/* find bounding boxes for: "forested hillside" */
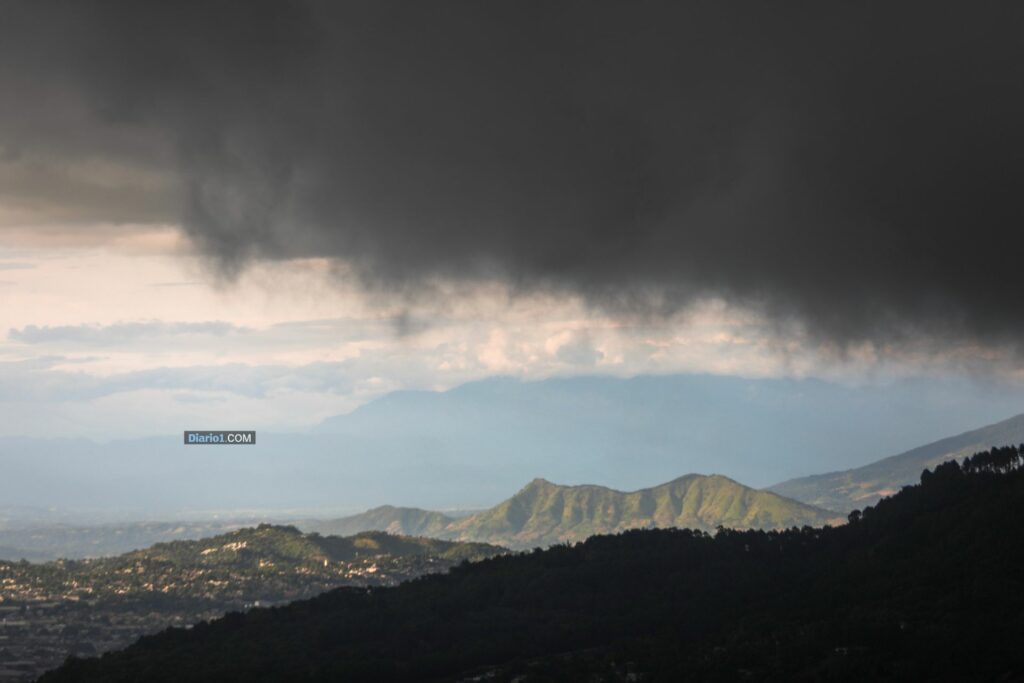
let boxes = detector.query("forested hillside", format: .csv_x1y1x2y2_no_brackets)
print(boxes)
43,446,1024,682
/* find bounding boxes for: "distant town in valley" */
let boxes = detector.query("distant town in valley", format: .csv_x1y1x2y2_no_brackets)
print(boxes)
0,526,498,681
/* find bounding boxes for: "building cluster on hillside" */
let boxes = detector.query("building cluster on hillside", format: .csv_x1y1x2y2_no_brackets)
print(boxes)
0,552,464,681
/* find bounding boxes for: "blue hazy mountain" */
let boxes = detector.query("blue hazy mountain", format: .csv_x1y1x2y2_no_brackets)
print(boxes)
1,374,1022,519
770,412,1024,512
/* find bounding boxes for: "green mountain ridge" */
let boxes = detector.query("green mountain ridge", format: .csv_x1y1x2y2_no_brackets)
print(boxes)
305,474,841,550
445,475,841,548
769,412,1024,512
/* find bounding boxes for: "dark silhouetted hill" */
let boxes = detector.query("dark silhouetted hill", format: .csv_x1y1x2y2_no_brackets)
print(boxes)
42,446,1024,682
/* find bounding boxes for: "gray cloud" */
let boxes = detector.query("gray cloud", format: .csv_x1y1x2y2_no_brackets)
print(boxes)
2,2,1023,349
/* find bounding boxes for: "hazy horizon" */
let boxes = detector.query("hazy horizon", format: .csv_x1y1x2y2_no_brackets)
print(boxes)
3,372,1023,525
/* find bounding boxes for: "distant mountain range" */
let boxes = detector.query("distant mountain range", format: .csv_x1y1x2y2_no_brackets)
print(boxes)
3,374,1023,515
446,475,842,547
10,411,1024,559
301,474,841,549
769,413,1024,512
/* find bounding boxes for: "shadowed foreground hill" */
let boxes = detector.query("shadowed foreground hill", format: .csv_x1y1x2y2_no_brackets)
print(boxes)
445,475,840,548
43,447,1024,682
770,412,1024,512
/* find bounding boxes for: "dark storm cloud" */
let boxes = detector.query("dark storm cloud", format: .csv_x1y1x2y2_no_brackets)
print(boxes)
1,1,1023,347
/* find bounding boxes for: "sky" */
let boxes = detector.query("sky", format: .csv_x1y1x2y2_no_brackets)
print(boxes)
2,1,1024,439
1,231,922,437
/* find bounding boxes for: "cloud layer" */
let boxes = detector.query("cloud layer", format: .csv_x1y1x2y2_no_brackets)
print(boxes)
2,2,1023,348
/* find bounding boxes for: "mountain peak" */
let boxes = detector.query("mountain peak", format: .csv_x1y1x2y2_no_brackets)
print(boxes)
448,474,837,549
309,474,838,552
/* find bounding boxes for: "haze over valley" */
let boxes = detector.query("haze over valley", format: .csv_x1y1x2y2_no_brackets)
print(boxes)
2,375,1023,523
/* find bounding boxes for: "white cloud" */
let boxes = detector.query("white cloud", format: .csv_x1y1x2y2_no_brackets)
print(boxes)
8,321,248,345
2,237,1023,438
